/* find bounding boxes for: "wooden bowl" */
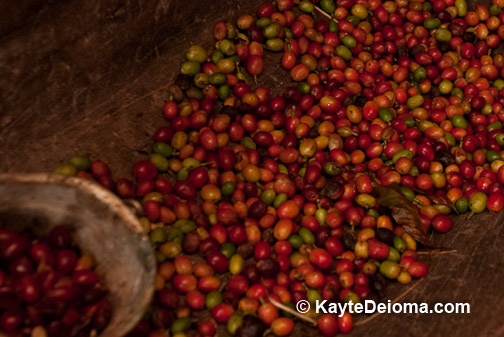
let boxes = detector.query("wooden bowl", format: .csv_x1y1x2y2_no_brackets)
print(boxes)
0,173,155,337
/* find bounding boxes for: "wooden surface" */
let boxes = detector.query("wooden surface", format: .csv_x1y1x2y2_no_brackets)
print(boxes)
0,0,503,336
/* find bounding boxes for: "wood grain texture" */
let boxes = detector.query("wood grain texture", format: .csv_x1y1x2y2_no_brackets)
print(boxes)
0,0,503,336
0,0,272,176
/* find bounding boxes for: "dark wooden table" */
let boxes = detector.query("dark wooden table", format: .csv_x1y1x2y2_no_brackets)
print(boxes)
1,0,503,336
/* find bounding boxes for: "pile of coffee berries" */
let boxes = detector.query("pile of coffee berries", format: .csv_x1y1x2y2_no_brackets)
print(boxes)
0,226,111,337
52,0,504,335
